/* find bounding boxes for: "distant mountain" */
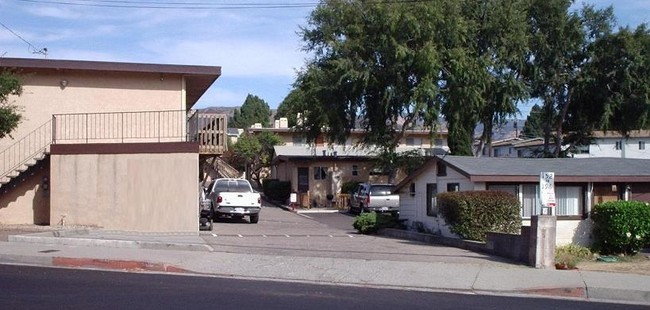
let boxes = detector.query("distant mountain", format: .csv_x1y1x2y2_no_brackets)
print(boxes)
198,106,238,117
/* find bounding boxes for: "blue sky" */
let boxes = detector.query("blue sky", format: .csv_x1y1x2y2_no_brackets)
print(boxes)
1,0,648,114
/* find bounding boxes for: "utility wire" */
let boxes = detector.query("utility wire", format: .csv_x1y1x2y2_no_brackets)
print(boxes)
0,21,47,57
15,0,433,10
16,0,320,9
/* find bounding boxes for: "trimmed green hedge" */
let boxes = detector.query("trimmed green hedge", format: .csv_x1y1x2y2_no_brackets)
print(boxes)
262,179,291,203
353,212,403,234
592,200,650,255
437,190,521,242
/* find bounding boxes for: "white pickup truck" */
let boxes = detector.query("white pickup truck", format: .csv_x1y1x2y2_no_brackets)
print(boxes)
349,183,400,216
200,178,261,227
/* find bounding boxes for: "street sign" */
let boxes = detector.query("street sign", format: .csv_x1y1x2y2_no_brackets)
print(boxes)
540,172,556,210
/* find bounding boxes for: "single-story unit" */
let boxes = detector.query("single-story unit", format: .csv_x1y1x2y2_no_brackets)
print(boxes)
395,155,650,246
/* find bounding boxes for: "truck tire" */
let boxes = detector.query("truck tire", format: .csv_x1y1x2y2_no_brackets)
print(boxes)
250,214,259,224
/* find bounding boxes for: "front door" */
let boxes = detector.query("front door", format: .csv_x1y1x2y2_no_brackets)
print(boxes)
297,167,309,193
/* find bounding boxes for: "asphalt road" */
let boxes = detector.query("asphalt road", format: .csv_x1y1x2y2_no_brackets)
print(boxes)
1,264,643,310
200,205,517,266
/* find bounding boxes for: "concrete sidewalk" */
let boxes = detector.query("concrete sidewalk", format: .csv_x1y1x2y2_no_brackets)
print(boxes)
1,229,649,305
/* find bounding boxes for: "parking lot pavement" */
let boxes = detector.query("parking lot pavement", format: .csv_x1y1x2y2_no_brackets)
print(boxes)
201,205,520,267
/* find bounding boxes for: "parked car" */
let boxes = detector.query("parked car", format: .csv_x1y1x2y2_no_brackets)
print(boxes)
200,178,261,229
349,183,400,216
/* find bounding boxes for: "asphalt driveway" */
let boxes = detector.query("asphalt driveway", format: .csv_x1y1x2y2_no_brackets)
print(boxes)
200,205,519,267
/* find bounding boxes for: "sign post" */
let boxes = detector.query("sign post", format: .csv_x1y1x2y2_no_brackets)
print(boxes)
540,172,556,215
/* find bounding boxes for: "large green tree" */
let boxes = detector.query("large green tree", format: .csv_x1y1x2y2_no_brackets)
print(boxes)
524,1,615,157
0,69,23,139
274,88,306,128
520,104,544,138
297,0,531,156
297,0,441,152
231,131,283,187
570,25,650,139
229,94,272,128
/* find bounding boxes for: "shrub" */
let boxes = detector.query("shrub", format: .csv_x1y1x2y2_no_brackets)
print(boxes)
353,212,403,234
262,179,291,203
437,190,521,242
341,181,361,195
555,244,592,269
591,200,650,255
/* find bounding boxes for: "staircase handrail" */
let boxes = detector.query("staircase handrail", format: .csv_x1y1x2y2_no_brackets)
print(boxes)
0,120,52,180
214,157,242,179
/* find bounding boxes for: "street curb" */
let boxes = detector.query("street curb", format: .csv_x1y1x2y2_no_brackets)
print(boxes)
516,287,587,299
8,235,213,252
52,257,191,273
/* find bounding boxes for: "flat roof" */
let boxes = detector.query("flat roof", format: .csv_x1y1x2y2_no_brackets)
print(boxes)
0,57,221,107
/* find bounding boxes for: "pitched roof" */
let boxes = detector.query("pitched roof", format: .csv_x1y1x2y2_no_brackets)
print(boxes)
441,156,650,182
397,156,650,190
0,57,221,107
592,130,650,138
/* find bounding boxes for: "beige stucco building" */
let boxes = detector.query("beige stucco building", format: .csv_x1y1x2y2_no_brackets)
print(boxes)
248,123,449,207
0,58,226,232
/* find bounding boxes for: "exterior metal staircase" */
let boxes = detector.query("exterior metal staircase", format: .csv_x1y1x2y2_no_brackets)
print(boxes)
2,110,229,193
0,120,52,190
201,156,242,182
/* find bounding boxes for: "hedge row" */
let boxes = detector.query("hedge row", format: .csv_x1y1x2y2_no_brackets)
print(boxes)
437,190,521,242
592,200,650,255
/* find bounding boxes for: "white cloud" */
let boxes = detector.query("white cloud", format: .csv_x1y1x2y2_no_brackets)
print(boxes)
22,5,81,19
141,38,306,78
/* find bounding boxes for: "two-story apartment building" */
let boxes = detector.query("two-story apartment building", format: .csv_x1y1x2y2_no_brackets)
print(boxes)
1,58,227,232
249,120,449,207
572,130,650,159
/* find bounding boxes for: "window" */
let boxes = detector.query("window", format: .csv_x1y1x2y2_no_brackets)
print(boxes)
352,165,358,176
521,184,540,218
426,183,437,216
615,141,622,150
436,162,447,176
292,136,306,146
434,139,443,147
313,167,327,180
640,141,646,150
555,186,583,216
520,184,583,218
406,137,422,146
447,183,459,192
409,183,416,196
494,148,501,157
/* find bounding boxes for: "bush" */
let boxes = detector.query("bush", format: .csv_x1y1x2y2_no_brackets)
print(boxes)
555,244,592,269
591,200,650,255
437,190,521,242
353,212,403,234
262,179,291,203
341,181,361,195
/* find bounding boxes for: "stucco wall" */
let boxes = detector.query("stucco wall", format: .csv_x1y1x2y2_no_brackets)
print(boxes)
50,151,198,232
1,70,185,151
0,165,50,225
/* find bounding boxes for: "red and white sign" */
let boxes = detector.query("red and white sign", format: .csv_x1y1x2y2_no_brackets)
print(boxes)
540,172,556,208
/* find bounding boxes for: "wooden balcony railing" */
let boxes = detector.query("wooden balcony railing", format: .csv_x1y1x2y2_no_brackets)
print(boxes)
52,110,227,155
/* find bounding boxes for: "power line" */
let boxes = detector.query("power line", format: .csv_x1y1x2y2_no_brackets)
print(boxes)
15,0,434,10
16,0,320,9
0,21,48,57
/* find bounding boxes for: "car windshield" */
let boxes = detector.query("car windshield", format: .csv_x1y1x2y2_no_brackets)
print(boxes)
214,180,252,192
370,185,394,196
